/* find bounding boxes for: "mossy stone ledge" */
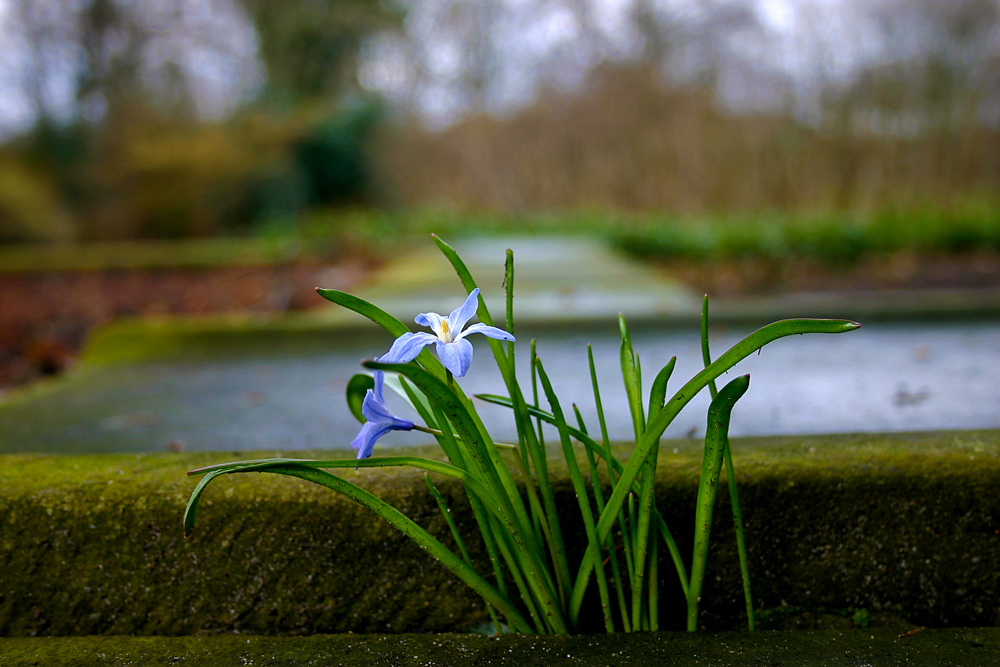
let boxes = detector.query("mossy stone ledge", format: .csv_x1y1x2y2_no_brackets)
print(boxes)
1,430,999,637
4,628,1000,666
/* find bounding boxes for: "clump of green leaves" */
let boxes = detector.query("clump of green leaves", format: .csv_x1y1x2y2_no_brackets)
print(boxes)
184,235,858,634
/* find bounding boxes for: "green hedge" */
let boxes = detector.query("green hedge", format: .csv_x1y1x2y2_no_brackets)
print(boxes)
611,209,1000,264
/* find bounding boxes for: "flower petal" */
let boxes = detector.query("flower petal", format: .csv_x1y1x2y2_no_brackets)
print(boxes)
383,332,438,364
414,311,444,333
436,338,474,377
351,421,379,459
361,389,391,422
353,383,415,460
456,323,515,342
447,288,481,335
353,420,402,459
361,389,414,427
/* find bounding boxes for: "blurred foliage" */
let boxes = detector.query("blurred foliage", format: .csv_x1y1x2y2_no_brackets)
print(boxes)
2,205,998,272
236,99,386,231
90,114,291,239
268,206,1000,267
0,102,386,243
373,64,1000,216
0,237,302,273
0,99,385,244
0,150,75,243
242,0,402,102
291,99,385,208
0,0,997,250
0,0,395,244
611,207,1000,265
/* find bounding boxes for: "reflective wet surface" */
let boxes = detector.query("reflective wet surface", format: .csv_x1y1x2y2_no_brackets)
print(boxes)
2,318,996,453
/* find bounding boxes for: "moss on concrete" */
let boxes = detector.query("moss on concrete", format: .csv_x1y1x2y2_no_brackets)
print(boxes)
3,628,1000,666
654,430,1000,631
0,446,485,637
1,431,999,636
0,238,305,274
78,312,370,369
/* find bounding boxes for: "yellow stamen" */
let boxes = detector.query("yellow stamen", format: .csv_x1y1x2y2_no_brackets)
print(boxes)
438,320,452,343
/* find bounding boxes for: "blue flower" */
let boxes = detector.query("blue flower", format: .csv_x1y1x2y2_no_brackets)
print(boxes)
382,288,514,377
351,364,415,459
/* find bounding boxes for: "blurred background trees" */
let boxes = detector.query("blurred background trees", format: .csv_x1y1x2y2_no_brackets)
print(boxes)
0,0,395,242
0,0,997,243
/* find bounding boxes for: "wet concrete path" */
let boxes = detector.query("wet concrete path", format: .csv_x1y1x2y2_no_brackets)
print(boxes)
1,236,998,454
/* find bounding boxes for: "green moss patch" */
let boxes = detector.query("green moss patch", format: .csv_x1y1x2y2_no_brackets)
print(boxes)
3,628,1000,666
77,312,370,369
1,446,480,637
1,431,999,637
0,238,307,274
